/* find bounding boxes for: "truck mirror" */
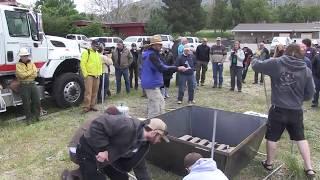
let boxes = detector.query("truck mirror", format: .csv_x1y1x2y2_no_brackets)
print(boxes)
38,32,44,42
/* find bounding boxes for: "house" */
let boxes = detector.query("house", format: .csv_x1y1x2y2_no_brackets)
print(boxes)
232,23,320,43
73,20,145,37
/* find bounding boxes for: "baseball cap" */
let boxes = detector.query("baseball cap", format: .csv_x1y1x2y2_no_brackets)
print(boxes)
202,38,208,42
147,118,169,143
216,37,222,41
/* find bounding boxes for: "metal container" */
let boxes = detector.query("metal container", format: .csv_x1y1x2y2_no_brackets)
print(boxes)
146,106,267,179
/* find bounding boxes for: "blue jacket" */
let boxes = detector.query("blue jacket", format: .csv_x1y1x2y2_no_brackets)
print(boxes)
141,48,177,89
183,158,228,180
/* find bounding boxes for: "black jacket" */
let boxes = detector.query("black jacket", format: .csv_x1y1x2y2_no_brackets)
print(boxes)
161,51,175,79
196,44,210,62
175,54,196,75
79,114,151,179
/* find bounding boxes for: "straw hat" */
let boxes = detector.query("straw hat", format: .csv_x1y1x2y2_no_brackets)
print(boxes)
150,35,163,45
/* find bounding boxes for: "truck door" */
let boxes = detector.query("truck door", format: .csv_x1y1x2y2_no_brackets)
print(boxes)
27,13,48,66
0,10,5,67
3,10,47,71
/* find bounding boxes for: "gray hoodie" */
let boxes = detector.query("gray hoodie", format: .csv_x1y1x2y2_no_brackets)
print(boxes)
252,55,315,110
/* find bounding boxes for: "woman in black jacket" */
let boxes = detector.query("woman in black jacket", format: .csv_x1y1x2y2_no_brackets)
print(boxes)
160,48,175,98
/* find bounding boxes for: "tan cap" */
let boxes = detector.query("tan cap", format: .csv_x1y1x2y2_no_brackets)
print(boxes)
202,38,208,42
147,118,169,142
150,35,163,45
216,37,222,41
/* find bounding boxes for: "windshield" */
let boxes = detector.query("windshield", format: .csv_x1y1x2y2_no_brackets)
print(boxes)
124,37,137,43
187,38,193,43
161,36,168,41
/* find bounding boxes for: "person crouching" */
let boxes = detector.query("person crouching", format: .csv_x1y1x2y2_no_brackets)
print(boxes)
183,153,228,180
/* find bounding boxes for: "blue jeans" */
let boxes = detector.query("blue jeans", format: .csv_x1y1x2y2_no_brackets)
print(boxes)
178,74,194,101
115,68,130,93
212,62,223,86
312,76,320,105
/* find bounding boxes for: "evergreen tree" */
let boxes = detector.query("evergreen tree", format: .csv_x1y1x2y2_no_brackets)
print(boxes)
162,0,206,34
145,10,172,35
240,0,271,23
210,0,232,32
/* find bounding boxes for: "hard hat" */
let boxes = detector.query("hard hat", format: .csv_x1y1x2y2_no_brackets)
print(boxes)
18,48,30,56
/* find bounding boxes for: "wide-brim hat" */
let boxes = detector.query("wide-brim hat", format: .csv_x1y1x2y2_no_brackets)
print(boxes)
150,35,163,45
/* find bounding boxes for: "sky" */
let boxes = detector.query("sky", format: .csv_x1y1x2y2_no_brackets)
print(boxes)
16,0,90,12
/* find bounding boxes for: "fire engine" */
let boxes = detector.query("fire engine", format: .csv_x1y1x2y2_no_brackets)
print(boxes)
0,1,84,113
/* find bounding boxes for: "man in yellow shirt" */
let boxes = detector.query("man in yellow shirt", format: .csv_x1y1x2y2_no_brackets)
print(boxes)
16,48,40,122
80,40,102,113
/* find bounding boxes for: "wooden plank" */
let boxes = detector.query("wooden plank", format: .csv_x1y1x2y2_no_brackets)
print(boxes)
178,135,192,141
189,137,201,143
198,139,209,146
216,144,227,151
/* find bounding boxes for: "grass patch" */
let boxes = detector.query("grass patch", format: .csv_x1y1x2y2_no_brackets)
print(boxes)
0,64,319,179
195,29,234,39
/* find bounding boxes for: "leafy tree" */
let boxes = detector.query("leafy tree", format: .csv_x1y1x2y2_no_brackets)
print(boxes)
74,22,107,37
162,0,206,34
276,2,304,23
209,0,232,32
240,0,271,23
35,0,91,36
145,10,172,35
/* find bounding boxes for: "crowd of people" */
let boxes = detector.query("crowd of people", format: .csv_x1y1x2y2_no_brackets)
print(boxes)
15,34,319,179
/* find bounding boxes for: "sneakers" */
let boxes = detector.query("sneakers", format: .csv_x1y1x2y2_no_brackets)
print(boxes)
218,85,222,88
177,101,182,104
188,100,196,105
212,85,217,88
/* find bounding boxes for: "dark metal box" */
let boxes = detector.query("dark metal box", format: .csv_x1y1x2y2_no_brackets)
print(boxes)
146,106,267,179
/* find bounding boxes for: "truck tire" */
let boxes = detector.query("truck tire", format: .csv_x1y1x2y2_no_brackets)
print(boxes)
53,73,84,108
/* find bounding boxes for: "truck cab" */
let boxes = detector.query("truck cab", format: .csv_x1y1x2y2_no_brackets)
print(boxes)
0,4,84,113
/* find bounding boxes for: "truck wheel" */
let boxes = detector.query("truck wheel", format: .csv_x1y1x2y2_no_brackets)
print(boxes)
53,73,84,108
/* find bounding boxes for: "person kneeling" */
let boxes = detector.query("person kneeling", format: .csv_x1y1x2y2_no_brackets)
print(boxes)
183,153,228,180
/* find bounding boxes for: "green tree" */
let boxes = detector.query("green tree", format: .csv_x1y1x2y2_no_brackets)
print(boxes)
145,10,172,35
74,22,107,37
162,0,206,34
35,0,90,36
276,3,304,23
240,0,270,23
301,6,320,22
209,0,232,32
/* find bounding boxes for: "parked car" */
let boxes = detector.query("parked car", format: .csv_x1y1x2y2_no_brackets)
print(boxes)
270,36,292,56
155,34,174,49
186,36,201,50
89,37,123,51
123,36,151,50
65,34,90,49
